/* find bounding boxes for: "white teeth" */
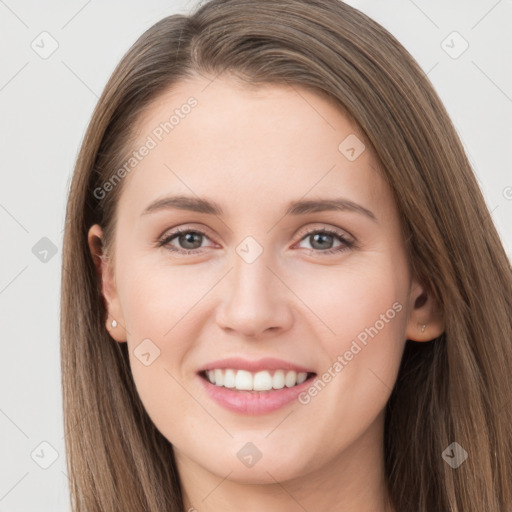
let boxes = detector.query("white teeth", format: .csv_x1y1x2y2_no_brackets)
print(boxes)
285,370,297,387
223,369,236,388
272,370,285,389
253,371,273,391
235,370,253,390
214,369,224,386
296,372,307,384
204,368,310,391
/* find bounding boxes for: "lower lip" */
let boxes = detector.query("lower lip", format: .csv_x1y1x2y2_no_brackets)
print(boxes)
197,373,316,415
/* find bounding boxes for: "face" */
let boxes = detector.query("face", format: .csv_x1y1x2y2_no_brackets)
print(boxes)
89,75,439,487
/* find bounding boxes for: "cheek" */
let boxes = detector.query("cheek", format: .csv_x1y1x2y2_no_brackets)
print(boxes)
118,259,206,338
117,262,213,442
290,255,408,353
290,257,408,448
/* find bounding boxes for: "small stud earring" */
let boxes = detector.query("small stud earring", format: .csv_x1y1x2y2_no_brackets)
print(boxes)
111,319,118,328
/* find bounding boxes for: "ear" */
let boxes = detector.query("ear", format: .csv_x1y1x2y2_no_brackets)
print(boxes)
87,224,127,343
405,278,444,342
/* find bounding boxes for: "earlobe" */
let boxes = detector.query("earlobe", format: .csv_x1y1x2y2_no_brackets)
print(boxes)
106,316,127,343
405,281,444,342
87,224,127,343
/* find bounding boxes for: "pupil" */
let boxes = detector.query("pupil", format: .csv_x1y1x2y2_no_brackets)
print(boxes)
181,232,201,249
311,233,332,249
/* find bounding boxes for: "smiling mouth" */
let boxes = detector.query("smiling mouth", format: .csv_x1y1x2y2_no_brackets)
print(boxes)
198,369,317,392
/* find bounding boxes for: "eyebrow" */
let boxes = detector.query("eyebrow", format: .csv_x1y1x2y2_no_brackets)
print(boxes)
141,194,377,222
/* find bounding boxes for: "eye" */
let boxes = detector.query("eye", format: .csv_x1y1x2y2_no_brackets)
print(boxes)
157,227,216,255
294,226,355,256
157,225,356,256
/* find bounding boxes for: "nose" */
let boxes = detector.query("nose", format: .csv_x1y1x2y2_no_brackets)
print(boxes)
215,252,294,339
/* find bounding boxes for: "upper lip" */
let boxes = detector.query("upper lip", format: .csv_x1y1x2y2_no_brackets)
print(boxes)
198,357,315,374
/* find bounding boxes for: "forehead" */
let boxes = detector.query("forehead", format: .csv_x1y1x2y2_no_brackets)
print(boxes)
116,75,388,220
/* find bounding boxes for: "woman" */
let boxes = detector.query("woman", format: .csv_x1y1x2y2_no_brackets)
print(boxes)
60,0,512,510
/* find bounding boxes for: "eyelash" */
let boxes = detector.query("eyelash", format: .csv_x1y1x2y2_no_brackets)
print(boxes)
157,225,356,257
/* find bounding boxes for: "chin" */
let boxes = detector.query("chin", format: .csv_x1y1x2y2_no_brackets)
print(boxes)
203,448,312,484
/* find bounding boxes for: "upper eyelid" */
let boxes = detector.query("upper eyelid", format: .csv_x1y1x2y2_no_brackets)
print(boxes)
160,224,219,244
295,223,353,241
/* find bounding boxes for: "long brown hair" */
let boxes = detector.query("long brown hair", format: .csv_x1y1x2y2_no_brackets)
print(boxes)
60,0,512,510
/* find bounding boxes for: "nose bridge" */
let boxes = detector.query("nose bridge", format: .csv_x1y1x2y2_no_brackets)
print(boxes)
230,236,277,307
215,234,293,336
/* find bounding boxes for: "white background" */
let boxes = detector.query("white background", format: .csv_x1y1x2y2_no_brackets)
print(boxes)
0,0,511,510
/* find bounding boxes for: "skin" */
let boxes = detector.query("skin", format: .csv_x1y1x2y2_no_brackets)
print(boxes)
88,74,444,512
